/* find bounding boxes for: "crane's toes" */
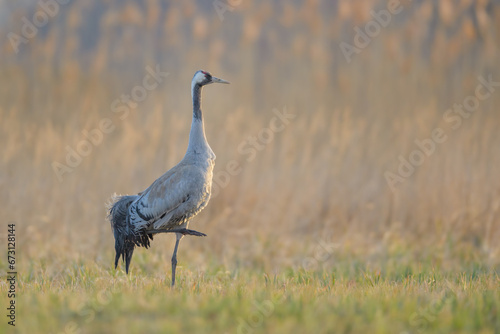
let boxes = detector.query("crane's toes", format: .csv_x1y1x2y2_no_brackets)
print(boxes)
181,228,207,237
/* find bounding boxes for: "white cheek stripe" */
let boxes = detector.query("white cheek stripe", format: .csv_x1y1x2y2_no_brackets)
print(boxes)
191,72,206,97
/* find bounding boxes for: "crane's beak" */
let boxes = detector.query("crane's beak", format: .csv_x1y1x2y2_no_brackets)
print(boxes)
210,76,230,84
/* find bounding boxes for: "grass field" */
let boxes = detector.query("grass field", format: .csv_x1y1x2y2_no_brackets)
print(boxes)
1,251,499,333
1,1,500,333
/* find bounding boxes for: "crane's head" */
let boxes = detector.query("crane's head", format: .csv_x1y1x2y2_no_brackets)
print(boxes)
192,70,230,89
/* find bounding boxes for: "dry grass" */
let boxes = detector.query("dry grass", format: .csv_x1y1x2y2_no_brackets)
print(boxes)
0,0,499,333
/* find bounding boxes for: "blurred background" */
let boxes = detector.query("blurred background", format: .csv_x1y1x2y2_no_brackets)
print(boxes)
1,0,499,273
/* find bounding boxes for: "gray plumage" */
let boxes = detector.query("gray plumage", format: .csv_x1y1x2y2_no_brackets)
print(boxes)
107,70,229,286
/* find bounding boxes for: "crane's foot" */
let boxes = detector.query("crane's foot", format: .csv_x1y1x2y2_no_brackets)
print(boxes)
148,228,207,237
176,228,207,237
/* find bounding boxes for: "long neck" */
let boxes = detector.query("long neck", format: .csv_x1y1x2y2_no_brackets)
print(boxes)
192,84,202,120
186,84,210,156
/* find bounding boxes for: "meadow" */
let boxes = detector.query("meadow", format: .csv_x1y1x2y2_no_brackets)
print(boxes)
0,1,499,333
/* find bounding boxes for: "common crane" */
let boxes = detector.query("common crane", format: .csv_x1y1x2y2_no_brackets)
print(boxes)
108,70,229,286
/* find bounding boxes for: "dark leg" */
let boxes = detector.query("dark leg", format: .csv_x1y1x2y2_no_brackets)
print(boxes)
148,228,207,237
171,233,182,287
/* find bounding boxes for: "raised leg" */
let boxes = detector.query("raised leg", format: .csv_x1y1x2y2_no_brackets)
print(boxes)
148,228,207,237
171,233,183,287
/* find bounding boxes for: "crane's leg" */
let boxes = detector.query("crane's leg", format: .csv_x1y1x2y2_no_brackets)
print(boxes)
171,233,183,287
149,228,206,237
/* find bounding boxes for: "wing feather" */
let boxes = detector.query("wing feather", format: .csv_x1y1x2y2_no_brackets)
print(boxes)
129,165,202,230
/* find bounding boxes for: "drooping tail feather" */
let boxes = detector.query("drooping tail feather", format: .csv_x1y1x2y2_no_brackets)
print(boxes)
107,194,152,274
